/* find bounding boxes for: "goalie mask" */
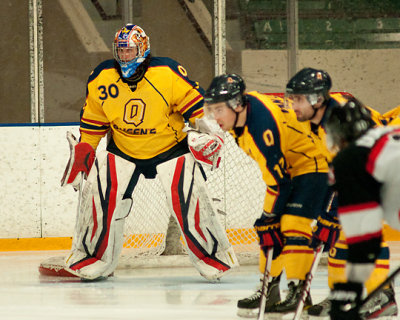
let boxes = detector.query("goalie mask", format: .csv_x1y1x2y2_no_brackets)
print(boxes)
285,68,332,107
325,97,375,150
113,24,150,78
203,74,246,110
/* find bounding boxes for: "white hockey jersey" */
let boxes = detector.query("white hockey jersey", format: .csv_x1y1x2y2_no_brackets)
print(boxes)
332,126,400,283
358,126,400,229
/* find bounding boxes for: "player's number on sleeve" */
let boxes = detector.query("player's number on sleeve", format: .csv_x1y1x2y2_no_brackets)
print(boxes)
98,84,119,100
263,129,274,146
273,157,286,179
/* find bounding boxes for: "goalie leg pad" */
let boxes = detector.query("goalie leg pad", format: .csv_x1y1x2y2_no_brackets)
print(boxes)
156,153,239,280
65,151,136,280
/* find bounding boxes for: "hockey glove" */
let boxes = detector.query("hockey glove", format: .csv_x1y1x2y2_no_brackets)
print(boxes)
254,213,283,259
329,282,363,320
310,215,341,250
187,130,224,169
61,131,95,191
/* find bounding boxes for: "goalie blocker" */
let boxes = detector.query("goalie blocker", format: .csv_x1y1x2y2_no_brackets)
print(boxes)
52,145,238,281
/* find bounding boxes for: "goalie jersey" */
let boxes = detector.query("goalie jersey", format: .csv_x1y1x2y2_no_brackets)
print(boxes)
332,126,400,282
233,92,328,214
79,57,204,159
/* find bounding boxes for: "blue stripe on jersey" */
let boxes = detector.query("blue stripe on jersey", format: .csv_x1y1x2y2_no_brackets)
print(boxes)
182,101,204,121
144,75,169,107
88,59,116,84
246,95,289,180
80,121,109,131
245,95,291,213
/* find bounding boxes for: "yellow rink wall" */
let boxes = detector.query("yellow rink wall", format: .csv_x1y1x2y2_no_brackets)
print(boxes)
1,125,400,253
1,225,400,252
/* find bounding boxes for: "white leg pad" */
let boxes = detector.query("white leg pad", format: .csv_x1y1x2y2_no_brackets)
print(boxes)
156,153,239,281
65,151,135,280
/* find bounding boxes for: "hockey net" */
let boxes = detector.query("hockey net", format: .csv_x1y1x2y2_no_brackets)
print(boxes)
40,134,264,275
40,122,267,275
117,133,265,268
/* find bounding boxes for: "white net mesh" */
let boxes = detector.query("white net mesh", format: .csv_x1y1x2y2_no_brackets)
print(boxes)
119,134,266,267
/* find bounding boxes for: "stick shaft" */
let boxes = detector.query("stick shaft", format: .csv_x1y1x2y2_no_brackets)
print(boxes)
293,244,324,320
360,265,400,307
257,248,273,320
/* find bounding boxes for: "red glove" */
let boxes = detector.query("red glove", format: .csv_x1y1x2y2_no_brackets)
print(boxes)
61,131,95,191
310,215,341,250
254,213,283,259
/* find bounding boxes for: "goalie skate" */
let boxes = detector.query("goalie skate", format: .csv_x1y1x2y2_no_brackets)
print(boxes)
39,256,77,277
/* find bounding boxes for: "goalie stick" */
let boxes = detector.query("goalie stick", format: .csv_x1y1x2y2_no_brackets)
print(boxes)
39,173,84,277
292,243,324,320
257,247,274,320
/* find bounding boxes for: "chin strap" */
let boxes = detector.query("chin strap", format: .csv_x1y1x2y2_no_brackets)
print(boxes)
310,98,328,124
233,100,248,134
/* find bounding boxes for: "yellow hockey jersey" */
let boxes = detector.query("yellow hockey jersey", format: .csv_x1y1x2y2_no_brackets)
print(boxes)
234,92,328,213
80,58,204,159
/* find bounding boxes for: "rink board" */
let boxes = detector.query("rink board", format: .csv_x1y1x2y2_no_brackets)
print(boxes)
0,123,399,252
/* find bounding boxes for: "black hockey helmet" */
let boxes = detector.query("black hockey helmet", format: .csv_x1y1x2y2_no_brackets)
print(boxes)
286,68,332,104
204,73,246,110
325,96,375,149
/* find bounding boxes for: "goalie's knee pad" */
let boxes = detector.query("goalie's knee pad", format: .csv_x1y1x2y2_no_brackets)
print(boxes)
156,153,239,280
65,151,136,280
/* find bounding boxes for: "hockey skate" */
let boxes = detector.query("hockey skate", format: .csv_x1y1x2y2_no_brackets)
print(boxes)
307,296,331,319
266,280,312,319
237,276,281,318
360,284,398,319
307,284,398,319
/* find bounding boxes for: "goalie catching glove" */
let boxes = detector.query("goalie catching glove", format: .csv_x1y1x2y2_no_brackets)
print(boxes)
254,212,283,259
187,130,224,169
61,131,95,191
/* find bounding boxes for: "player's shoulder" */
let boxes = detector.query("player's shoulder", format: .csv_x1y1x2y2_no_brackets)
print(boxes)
245,92,288,130
247,92,287,111
356,126,395,148
149,56,179,67
88,59,117,83
149,57,188,75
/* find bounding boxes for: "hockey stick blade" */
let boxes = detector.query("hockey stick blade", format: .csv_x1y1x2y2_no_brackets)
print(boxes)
360,264,400,309
257,247,273,320
292,243,324,320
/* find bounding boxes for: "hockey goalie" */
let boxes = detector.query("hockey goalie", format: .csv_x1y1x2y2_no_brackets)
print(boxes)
44,24,238,281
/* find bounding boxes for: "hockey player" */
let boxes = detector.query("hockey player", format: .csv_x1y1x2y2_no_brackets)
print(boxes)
203,74,330,317
285,67,398,318
325,97,400,320
60,24,239,281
